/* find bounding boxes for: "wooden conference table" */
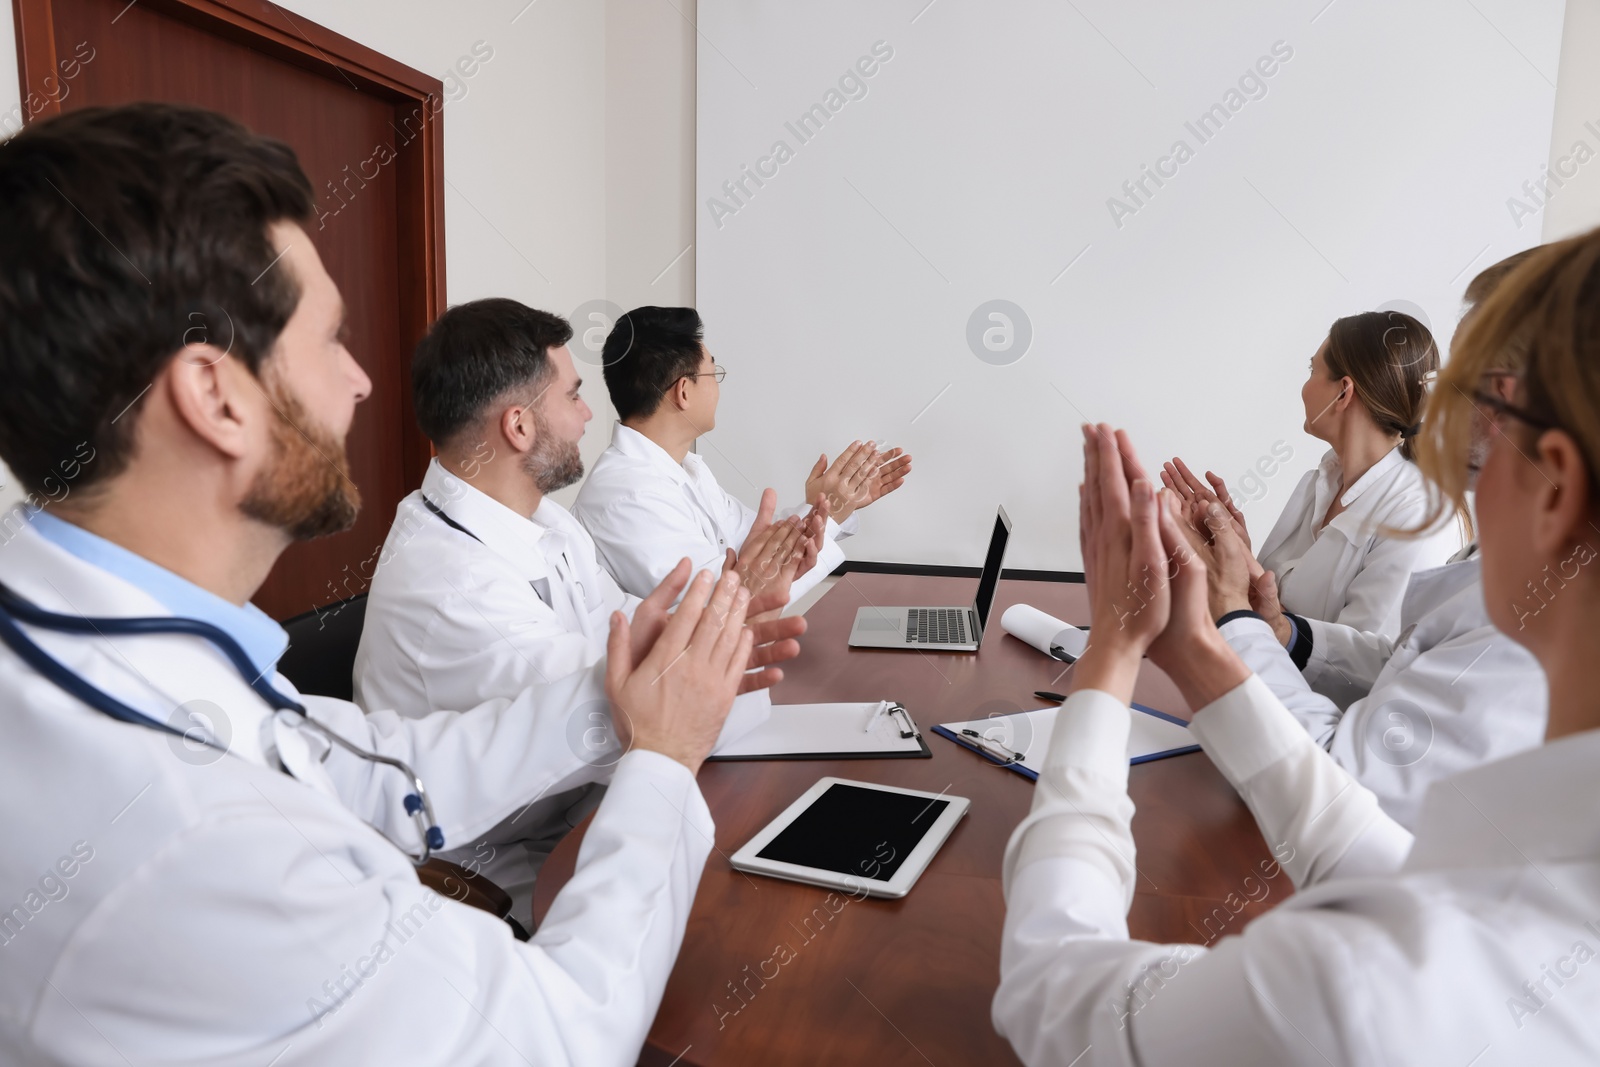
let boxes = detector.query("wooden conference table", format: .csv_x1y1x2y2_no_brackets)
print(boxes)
533,572,1286,1066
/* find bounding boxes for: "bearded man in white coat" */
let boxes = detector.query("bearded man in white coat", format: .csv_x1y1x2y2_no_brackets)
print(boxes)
354,298,809,914
0,102,795,1066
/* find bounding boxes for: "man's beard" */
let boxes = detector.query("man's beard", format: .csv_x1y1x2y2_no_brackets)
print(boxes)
240,376,361,540
525,413,584,494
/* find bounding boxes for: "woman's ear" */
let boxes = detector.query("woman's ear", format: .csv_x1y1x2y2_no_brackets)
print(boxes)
1334,377,1354,410
1529,429,1597,559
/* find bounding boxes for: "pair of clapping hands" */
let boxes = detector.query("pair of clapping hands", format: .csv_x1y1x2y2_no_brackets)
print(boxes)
727,441,915,608
1157,456,1292,646
604,560,805,775
1075,425,1258,714
805,440,913,523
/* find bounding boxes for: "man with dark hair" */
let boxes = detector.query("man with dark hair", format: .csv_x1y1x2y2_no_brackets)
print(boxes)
0,103,787,1064
574,305,913,603
355,297,804,911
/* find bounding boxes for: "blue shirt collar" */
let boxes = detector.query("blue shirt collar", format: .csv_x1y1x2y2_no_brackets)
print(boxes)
28,510,290,679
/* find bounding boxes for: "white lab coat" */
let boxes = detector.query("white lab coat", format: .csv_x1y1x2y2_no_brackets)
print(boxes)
993,676,1600,1066
1218,553,1547,828
353,460,769,910
0,522,712,1067
1257,446,1461,636
356,459,646,712
572,422,854,603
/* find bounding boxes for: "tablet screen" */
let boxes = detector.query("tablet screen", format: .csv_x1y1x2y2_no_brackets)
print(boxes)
755,783,951,881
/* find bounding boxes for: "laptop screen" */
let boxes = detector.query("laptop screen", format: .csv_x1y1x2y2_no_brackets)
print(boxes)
972,507,1012,631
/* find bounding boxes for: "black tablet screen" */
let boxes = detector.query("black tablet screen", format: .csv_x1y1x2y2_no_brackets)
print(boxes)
755,783,950,881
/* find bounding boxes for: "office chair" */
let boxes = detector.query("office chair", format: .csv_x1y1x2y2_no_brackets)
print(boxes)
276,592,529,939
278,593,368,703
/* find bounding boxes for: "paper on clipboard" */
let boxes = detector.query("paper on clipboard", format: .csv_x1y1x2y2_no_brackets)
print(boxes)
709,701,931,761
933,702,1201,779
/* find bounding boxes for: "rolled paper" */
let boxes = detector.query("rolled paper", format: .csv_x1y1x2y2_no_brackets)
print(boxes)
1000,603,1089,661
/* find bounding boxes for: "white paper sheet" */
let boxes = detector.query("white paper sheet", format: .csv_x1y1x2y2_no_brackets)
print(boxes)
711,701,925,758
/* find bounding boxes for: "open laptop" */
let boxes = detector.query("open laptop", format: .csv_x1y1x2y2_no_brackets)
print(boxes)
847,506,1011,652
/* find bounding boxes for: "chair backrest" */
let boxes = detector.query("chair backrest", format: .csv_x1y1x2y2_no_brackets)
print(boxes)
276,594,368,703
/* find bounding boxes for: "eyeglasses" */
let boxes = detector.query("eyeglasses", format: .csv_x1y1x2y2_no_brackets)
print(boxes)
1471,378,1556,435
685,364,726,384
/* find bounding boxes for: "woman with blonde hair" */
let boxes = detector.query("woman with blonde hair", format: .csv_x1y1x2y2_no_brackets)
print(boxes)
994,230,1600,1064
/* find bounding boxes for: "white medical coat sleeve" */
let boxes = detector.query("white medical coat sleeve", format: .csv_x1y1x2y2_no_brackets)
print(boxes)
993,678,1414,1067
1219,616,1347,748
1321,623,1546,830
581,485,733,600
1224,615,1543,829
34,748,710,1067
1185,674,1414,886
412,566,634,709
1303,616,1395,706
583,484,842,606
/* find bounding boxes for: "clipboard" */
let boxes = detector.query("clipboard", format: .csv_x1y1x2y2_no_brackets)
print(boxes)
708,701,932,761
932,702,1200,781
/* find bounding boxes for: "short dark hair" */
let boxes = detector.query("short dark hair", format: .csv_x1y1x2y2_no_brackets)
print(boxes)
411,298,572,446
0,103,312,498
601,306,706,421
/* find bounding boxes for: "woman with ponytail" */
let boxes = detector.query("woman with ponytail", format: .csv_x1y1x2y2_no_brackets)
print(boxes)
1168,311,1464,637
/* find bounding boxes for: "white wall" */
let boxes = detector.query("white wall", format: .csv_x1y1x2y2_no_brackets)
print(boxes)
4,0,1598,562
1543,0,1600,241
692,0,1592,572
0,0,697,510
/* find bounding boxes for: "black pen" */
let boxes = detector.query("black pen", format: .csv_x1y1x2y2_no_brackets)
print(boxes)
1034,690,1066,703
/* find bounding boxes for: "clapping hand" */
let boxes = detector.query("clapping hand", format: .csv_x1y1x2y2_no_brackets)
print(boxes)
1170,496,1290,643
724,488,809,612
606,569,753,775
860,447,912,507
633,559,807,697
1077,424,1251,715
1075,424,1170,699
805,441,874,522
1161,457,1253,553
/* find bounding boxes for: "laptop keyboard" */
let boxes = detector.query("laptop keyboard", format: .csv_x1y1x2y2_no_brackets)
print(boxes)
906,608,969,645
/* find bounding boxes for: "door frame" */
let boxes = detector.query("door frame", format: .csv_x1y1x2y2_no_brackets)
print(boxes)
12,0,444,492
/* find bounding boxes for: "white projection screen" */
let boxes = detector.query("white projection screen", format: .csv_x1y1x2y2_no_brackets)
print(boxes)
695,0,1565,571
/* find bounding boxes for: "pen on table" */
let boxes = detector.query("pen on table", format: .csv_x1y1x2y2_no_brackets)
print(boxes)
1034,690,1066,703
864,701,888,733
960,728,1024,764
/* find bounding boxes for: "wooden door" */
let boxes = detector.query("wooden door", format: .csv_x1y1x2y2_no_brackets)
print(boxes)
12,0,443,619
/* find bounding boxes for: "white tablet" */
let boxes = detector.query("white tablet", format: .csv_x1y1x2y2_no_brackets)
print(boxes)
729,777,970,899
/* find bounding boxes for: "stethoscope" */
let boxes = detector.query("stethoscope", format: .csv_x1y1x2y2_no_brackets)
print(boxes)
0,580,445,864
